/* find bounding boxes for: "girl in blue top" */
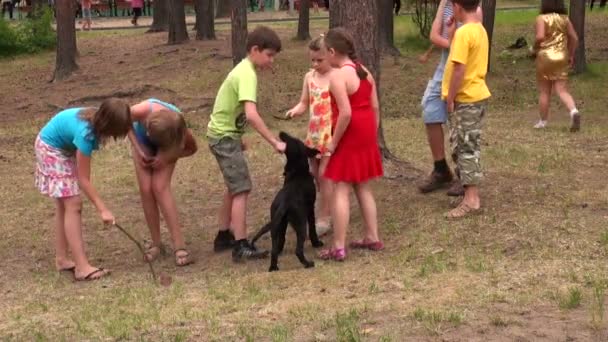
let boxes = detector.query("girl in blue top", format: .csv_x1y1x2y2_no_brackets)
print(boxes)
35,98,131,281
129,99,198,266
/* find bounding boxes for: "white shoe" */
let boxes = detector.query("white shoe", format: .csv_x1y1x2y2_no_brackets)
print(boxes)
534,120,547,129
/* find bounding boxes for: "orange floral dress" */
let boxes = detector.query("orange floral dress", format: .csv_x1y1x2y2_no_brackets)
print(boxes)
305,74,333,155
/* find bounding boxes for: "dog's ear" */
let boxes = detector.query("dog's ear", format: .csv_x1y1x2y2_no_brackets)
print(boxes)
305,147,321,159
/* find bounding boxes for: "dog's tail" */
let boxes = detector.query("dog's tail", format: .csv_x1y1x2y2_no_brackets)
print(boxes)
250,201,289,247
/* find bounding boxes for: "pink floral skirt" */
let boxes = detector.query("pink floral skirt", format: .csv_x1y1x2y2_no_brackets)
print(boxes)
35,135,80,198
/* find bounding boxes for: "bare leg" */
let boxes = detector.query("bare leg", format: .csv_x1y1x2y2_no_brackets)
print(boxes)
133,154,161,247
425,123,446,162
317,157,333,225
331,182,350,250
353,182,380,242
151,162,184,249
231,192,249,240
553,80,577,112
63,196,108,279
537,79,552,122
54,199,75,270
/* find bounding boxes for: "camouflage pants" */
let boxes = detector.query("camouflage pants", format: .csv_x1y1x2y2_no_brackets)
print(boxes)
449,101,486,186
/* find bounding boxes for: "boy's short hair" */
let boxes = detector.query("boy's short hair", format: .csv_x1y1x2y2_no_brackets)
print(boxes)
452,0,480,11
247,26,282,53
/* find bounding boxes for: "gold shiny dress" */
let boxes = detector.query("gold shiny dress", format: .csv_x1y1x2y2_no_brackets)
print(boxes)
536,13,570,81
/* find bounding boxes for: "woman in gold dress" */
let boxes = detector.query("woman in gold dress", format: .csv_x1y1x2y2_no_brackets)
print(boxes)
534,0,580,132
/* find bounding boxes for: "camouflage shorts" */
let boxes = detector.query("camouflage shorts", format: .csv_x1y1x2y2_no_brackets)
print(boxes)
449,101,486,186
209,137,252,195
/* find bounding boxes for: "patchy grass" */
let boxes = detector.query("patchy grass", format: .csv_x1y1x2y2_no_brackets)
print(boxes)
0,12,608,342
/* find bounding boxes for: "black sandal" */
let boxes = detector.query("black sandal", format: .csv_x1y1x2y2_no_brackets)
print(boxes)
75,268,110,281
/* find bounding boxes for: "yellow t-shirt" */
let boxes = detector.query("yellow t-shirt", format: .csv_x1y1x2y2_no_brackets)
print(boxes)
442,22,491,103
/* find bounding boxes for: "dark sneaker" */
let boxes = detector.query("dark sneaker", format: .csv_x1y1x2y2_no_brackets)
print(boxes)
570,112,581,132
446,179,465,197
213,230,236,252
418,171,453,193
232,240,269,262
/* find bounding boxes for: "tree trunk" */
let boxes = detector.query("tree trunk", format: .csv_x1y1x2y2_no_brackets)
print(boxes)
53,0,78,81
196,0,216,39
289,0,295,13
378,0,400,56
329,0,346,28
332,0,393,159
168,0,189,44
481,0,496,71
216,0,232,18
569,0,586,73
148,0,169,32
296,0,311,40
231,0,248,66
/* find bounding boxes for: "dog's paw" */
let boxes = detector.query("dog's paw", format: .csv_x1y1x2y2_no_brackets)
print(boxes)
269,265,279,272
304,261,315,268
312,240,324,248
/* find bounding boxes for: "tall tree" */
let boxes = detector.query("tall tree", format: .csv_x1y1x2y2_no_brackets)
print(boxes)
53,0,78,81
149,0,169,32
231,0,248,66
378,0,400,55
569,0,586,73
329,0,394,159
216,0,232,18
296,0,311,40
195,0,216,40
168,0,189,44
329,0,345,28
481,0,496,71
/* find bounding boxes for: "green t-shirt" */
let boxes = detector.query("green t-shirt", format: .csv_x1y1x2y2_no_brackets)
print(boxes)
207,58,257,139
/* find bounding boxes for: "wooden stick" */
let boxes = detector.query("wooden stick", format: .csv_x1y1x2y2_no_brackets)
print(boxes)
114,223,157,282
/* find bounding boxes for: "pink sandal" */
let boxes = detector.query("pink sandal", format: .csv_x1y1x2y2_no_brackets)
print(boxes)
349,239,385,251
318,248,346,261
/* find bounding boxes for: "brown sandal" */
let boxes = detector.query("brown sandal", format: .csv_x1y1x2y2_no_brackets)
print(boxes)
445,203,481,219
143,245,162,263
175,248,194,267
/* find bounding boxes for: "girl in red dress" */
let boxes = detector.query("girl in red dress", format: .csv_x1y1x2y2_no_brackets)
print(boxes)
319,28,384,261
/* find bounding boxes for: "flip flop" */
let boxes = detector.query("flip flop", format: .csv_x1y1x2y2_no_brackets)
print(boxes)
318,248,346,261
74,268,110,281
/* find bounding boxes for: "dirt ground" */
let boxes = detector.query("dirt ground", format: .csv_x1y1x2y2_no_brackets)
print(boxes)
1,10,608,341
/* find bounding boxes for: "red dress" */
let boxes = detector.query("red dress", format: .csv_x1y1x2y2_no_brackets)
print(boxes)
324,64,383,183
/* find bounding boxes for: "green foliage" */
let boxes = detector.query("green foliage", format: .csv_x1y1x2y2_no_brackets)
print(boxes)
0,7,55,57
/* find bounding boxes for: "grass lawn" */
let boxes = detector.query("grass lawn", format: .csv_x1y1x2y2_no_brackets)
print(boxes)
1,9,608,341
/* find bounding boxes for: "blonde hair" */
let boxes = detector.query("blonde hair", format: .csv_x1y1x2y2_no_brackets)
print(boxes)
146,110,186,154
309,35,326,52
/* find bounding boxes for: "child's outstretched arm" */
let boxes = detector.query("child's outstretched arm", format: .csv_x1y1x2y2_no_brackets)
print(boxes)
286,72,311,118
244,101,286,153
76,151,115,224
328,75,352,152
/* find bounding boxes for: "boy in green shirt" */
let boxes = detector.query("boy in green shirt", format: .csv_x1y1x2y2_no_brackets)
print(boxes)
207,26,286,261
442,0,491,219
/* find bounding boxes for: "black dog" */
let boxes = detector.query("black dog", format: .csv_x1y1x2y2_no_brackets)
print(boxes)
250,132,324,272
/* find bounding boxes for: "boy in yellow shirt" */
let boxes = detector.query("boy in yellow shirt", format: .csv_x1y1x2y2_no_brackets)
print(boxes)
442,0,491,219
